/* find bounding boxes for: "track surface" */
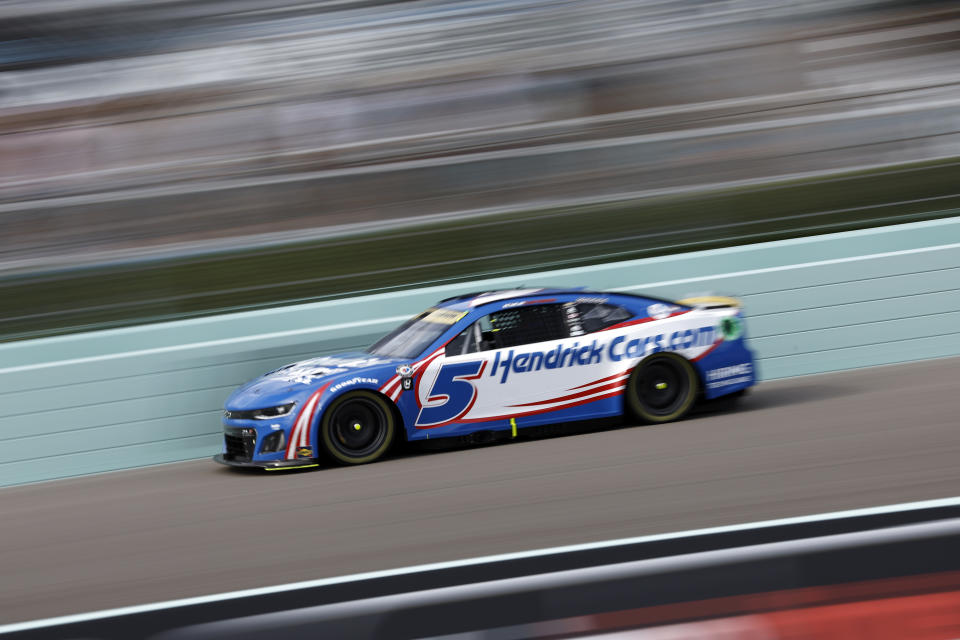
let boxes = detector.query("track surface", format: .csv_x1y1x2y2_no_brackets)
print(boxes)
2,357,959,624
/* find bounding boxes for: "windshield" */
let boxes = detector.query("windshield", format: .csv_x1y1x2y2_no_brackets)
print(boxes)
367,308,466,359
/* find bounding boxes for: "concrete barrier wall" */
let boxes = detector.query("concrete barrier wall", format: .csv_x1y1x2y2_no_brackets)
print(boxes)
2,217,959,486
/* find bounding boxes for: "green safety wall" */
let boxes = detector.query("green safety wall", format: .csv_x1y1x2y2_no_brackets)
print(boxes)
2,217,959,486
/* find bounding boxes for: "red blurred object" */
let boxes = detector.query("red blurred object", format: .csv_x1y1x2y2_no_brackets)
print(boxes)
560,572,960,638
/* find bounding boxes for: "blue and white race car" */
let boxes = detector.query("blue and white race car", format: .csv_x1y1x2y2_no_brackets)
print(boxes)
215,288,756,469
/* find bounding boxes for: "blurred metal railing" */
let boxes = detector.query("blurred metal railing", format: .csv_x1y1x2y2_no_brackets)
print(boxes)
4,498,959,639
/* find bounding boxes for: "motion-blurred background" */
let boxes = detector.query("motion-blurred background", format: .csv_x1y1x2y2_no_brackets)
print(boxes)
3,2,960,636
2,0,959,341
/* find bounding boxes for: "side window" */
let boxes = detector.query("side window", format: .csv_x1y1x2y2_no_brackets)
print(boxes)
487,304,569,348
572,303,632,333
448,304,567,352
488,304,570,349
444,303,632,355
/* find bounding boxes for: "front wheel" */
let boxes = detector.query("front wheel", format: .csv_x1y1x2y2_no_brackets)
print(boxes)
319,391,396,465
626,353,699,424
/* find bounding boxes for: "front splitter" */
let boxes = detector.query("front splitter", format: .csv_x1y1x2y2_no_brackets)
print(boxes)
213,454,321,471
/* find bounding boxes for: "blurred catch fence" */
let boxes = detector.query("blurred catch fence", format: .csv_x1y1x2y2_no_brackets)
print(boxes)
1,0,959,267
0,216,958,486
4,99,960,268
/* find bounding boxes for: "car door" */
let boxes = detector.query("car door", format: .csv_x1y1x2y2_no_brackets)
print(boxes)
415,301,628,428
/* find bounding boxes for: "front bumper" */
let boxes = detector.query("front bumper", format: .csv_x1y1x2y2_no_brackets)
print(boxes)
213,454,321,471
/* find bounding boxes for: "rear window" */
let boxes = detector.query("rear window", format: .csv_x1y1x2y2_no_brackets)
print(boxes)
568,303,632,334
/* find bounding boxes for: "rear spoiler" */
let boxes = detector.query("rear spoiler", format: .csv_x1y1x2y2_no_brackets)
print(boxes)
677,295,742,309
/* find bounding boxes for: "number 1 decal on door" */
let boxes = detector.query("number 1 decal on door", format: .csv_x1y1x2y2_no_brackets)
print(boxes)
416,360,487,427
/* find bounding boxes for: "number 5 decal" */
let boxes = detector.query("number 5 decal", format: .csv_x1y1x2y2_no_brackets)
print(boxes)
416,360,487,427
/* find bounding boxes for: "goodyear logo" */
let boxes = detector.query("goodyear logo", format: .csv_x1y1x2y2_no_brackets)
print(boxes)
330,377,378,394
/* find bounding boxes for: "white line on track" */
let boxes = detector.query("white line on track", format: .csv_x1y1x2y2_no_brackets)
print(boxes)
1,495,957,634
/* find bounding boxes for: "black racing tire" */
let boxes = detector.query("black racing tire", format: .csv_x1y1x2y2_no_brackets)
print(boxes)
319,391,396,465
626,352,699,424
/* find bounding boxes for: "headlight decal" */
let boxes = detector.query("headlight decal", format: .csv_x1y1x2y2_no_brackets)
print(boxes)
251,403,296,420
224,403,296,420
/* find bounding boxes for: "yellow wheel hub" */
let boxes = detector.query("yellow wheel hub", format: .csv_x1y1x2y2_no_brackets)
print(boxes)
353,423,362,431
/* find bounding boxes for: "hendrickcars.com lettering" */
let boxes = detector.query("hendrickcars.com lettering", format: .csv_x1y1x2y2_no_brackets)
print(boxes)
490,326,716,383
607,327,715,362
491,341,604,383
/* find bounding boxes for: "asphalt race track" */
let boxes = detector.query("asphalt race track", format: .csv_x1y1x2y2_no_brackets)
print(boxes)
2,357,959,625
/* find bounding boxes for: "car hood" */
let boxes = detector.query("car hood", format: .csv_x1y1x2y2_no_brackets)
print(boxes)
226,351,406,410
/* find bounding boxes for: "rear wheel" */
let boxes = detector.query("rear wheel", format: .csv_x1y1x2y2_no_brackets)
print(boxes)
626,353,699,423
319,391,396,465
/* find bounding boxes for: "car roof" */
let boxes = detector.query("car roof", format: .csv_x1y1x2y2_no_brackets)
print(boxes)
435,287,586,311
434,287,684,313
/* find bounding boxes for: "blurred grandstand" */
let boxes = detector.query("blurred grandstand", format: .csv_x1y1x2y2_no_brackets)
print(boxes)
1,0,958,337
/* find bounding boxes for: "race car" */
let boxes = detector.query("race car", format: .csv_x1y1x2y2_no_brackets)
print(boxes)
214,288,756,469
